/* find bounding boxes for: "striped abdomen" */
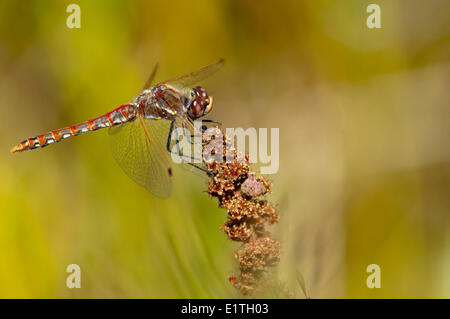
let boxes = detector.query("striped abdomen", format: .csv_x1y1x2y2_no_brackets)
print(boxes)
10,104,137,153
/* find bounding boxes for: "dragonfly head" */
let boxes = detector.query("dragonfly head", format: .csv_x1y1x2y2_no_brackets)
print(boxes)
187,86,213,119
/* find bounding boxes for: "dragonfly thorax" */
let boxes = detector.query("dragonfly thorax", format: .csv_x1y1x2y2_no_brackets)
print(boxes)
134,86,188,120
133,85,212,121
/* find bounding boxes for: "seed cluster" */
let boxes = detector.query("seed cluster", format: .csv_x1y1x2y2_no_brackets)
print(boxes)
202,127,280,295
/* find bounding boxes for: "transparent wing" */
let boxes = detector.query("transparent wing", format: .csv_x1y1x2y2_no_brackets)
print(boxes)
168,118,210,179
158,59,225,94
109,116,173,198
141,62,159,92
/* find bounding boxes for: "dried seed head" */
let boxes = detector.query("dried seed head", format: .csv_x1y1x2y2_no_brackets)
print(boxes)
203,127,280,295
241,173,268,197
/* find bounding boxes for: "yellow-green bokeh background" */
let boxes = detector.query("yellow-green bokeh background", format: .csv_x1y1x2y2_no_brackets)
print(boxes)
0,0,449,298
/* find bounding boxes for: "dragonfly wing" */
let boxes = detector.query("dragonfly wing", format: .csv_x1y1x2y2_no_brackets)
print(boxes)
141,62,159,92
109,116,173,198
168,118,210,179
158,59,224,95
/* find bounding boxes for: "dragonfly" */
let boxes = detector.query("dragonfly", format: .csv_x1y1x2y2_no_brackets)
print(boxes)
10,59,225,198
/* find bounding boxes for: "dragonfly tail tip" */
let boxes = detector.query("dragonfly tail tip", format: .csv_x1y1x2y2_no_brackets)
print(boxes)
10,144,22,153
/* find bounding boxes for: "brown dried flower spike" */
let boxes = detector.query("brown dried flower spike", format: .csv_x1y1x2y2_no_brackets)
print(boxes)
202,127,280,295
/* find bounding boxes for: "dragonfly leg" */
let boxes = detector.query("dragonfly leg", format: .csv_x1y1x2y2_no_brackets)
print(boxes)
166,120,175,153
187,133,210,146
201,119,222,126
166,120,203,163
165,121,214,177
184,120,211,145
195,120,221,145
186,162,214,177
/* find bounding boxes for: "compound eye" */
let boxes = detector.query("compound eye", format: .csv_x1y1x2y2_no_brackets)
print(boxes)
203,96,213,115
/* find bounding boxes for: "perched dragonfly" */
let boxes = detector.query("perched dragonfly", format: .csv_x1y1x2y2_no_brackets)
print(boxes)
10,59,224,198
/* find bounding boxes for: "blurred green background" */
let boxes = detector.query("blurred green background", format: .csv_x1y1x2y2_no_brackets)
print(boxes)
0,0,449,298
